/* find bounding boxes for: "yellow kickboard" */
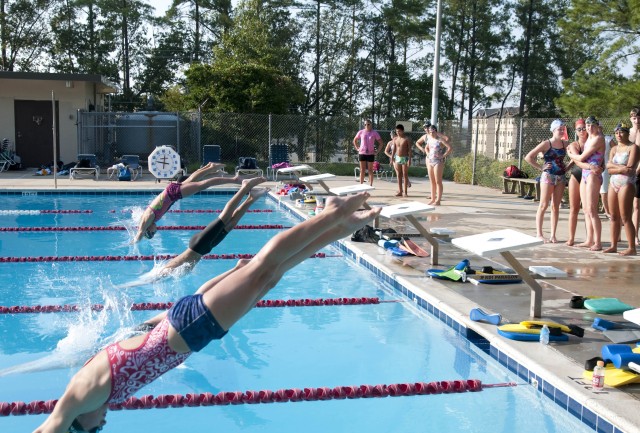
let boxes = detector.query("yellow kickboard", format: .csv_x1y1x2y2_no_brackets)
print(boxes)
583,347,640,387
521,320,571,333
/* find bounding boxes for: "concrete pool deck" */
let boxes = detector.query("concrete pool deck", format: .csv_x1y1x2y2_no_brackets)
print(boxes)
1,169,639,432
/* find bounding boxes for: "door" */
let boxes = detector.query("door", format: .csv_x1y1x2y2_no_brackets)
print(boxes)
14,100,60,168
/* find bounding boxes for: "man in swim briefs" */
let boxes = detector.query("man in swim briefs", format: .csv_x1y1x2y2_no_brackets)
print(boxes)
33,193,381,433
133,162,248,243
392,124,412,197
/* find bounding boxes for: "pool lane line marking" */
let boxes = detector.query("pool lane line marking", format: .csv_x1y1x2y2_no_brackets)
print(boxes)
0,297,403,314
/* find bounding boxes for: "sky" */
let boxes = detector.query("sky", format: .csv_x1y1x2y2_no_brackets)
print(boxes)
150,0,173,16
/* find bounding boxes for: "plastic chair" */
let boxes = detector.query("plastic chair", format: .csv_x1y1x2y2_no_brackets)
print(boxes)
235,157,263,177
122,155,142,180
202,145,221,165
70,154,100,180
267,144,289,178
0,139,17,172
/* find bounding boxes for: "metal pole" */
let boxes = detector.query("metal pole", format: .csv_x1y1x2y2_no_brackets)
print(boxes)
52,91,58,189
518,117,524,168
430,0,443,126
472,115,479,186
268,114,272,176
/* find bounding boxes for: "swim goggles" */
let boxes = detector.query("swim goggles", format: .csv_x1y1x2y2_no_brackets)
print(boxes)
69,419,103,433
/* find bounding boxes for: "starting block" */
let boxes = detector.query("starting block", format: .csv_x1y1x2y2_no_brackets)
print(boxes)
452,229,545,317
298,173,336,194
275,164,317,181
379,202,438,265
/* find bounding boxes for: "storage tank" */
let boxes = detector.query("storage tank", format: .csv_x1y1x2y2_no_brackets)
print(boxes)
115,112,181,156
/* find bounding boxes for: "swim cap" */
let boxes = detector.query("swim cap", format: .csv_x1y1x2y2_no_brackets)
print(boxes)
615,121,630,132
574,118,586,128
549,119,565,132
585,116,599,125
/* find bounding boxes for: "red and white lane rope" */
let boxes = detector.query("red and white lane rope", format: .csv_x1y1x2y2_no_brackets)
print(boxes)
0,224,288,232
0,297,398,315
0,210,92,215
0,380,517,416
0,252,341,263
109,209,274,214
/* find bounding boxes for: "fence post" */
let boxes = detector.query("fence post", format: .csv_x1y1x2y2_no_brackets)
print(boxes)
268,114,272,168
518,117,524,168
471,115,479,186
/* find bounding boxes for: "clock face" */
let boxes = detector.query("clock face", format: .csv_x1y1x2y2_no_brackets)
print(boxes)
148,146,181,179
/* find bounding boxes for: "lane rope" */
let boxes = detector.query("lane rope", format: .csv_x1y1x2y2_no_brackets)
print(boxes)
0,224,289,232
0,210,92,215
0,252,341,263
0,297,399,315
0,380,517,416
109,209,273,214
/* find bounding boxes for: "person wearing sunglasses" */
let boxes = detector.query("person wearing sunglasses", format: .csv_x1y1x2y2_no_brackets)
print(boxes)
32,193,381,433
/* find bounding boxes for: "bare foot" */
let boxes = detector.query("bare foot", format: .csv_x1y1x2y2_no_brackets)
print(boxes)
566,239,574,246
603,246,617,253
427,200,435,205
537,235,546,243
549,236,558,243
433,201,441,206
242,176,267,189
577,241,593,248
403,193,408,197
589,244,602,251
619,248,637,256
324,192,370,215
395,191,402,197
249,187,271,200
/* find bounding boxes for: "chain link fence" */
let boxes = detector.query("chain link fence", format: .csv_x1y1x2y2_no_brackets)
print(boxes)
77,111,621,186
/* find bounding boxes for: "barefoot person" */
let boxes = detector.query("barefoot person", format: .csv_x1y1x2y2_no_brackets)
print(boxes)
567,116,606,251
134,163,246,243
32,193,381,433
566,119,590,246
353,120,384,186
603,122,638,255
160,177,270,274
392,124,412,197
631,108,640,246
416,123,451,205
525,119,569,243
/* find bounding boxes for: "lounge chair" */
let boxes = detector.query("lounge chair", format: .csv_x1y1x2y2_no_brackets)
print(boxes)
0,139,18,172
122,155,142,180
70,154,100,180
202,144,226,174
267,144,290,179
235,157,263,177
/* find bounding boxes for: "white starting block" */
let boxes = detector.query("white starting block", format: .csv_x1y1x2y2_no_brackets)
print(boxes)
452,229,545,317
379,201,439,265
329,184,375,196
275,164,317,181
298,173,336,194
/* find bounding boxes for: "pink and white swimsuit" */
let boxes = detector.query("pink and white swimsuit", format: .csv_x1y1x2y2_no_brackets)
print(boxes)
105,318,191,404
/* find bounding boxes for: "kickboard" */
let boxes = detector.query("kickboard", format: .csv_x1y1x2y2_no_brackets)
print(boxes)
603,329,640,344
467,272,522,285
584,298,635,315
583,363,640,387
498,325,569,342
528,266,567,278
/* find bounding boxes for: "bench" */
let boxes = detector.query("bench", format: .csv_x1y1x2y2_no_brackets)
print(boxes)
502,176,540,201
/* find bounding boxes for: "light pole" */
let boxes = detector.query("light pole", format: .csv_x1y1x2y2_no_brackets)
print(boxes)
430,0,443,126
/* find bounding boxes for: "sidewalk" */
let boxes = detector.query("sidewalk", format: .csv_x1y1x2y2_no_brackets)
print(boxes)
1,169,639,429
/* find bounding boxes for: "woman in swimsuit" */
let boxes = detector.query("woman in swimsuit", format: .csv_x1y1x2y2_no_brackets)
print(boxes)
415,124,451,205
604,122,638,255
33,193,381,433
565,119,591,246
567,116,606,251
525,119,569,243
133,163,245,243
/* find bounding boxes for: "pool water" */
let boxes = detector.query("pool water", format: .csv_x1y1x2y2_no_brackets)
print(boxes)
0,193,595,432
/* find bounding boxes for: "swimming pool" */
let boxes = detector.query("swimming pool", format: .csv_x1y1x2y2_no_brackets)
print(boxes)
0,192,601,432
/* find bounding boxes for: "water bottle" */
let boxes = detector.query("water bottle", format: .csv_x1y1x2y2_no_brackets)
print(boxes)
592,360,605,391
539,324,550,345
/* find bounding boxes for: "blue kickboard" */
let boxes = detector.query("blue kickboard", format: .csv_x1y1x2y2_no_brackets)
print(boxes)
498,329,569,342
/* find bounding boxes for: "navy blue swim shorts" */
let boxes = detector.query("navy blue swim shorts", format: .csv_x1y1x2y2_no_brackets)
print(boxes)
168,294,228,352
